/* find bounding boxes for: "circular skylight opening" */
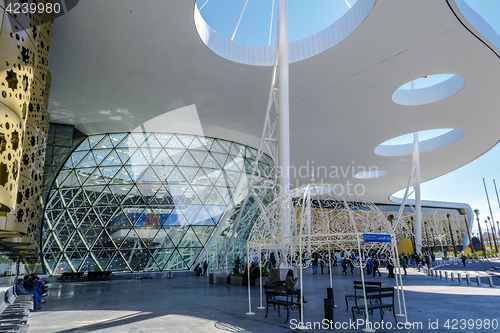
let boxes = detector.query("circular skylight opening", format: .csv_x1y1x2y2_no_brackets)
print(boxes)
194,0,375,66
196,0,359,46
392,74,466,106
354,170,389,179
374,128,464,157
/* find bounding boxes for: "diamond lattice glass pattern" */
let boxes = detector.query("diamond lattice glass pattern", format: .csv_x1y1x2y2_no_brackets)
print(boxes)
42,133,272,274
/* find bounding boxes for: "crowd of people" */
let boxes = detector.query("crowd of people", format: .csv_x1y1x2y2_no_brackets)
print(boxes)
16,274,49,310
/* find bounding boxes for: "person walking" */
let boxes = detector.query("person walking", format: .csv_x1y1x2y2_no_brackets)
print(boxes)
366,256,373,275
203,261,208,276
461,255,467,267
320,258,324,274
387,259,395,278
372,256,381,277
341,257,348,274
348,258,355,274
400,255,407,275
312,257,318,274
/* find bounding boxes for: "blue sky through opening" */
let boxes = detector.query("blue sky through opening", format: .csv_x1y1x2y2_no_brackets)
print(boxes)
197,0,357,46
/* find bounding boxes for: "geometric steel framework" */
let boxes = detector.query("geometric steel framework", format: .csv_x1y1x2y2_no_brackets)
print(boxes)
41,133,273,274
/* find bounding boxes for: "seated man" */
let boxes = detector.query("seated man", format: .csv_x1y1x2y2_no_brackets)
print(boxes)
16,279,45,309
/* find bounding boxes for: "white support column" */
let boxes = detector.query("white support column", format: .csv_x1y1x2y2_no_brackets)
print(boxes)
278,0,291,266
413,132,422,254
278,0,289,197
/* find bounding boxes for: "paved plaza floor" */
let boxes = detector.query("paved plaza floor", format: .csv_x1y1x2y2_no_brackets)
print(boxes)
27,261,500,333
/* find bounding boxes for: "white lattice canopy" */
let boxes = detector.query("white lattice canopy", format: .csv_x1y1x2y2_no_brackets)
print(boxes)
248,183,397,265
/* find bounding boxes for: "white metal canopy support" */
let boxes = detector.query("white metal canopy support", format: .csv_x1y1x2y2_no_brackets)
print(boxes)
278,0,292,267
216,35,281,272
413,132,423,254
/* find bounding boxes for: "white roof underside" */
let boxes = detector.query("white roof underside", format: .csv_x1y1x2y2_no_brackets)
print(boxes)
46,0,500,204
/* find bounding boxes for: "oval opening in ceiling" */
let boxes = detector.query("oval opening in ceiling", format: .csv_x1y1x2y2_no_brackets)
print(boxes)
354,170,389,179
392,74,466,106
374,128,464,157
194,0,375,66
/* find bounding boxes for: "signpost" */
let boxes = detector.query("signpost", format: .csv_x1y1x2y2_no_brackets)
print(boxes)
363,234,392,243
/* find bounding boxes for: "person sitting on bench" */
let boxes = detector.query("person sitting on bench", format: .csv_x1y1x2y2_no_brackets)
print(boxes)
284,269,307,303
16,279,45,309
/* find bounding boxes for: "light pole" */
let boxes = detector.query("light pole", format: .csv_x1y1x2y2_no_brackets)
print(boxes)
424,221,431,255
446,214,457,256
430,227,436,252
461,208,474,253
485,220,492,250
474,209,486,256
487,216,498,252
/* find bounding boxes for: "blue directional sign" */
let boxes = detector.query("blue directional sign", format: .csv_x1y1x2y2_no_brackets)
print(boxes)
363,233,391,243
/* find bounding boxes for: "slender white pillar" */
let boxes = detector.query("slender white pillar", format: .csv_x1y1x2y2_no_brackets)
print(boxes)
413,132,422,254
278,0,291,266
278,0,290,197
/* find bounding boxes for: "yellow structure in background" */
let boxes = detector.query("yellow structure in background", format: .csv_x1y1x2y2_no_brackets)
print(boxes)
397,238,413,255
0,2,53,259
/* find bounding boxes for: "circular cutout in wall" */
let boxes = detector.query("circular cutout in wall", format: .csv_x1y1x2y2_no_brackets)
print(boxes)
392,74,465,106
374,128,464,157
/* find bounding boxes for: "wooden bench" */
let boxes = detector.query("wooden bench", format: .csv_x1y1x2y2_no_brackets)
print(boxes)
351,287,396,323
345,280,382,311
263,283,302,324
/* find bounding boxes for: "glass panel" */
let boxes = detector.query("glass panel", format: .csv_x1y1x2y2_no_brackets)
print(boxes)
202,153,220,169
177,134,194,148
153,248,174,270
177,247,202,269
100,150,123,167
192,226,216,246
166,167,186,184
154,133,173,147
152,149,174,166
142,134,162,148
164,249,187,270
166,135,185,149
191,206,217,226
165,148,185,164
131,133,148,147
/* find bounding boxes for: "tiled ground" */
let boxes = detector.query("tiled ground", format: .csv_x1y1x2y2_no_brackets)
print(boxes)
27,261,500,332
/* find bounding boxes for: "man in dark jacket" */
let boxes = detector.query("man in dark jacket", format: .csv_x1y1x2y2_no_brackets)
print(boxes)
23,275,47,296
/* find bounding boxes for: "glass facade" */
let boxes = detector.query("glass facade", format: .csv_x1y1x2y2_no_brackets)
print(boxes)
41,133,273,274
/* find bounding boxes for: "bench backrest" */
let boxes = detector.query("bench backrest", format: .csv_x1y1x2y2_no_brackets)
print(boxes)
264,284,298,302
352,281,382,297
353,280,382,287
364,287,395,302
